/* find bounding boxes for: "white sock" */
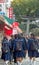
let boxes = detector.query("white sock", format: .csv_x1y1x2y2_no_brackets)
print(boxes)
17,61,22,65
29,59,33,65
21,59,25,64
33,61,36,65
5,61,9,65
26,52,28,58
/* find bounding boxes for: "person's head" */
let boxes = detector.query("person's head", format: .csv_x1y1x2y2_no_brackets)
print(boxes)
14,34,18,39
30,33,35,39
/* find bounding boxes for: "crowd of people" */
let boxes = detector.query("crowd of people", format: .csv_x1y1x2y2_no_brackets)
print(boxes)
1,32,39,65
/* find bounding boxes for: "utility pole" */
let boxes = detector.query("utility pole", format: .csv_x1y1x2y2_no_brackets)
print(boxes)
21,18,30,35
26,19,30,35
21,17,37,35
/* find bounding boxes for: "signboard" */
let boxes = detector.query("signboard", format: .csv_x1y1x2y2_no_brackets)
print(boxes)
12,27,22,35
12,27,18,35
0,0,5,3
8,7,13,19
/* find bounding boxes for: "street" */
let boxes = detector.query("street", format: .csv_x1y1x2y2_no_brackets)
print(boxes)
0,52,39,65
0,58,39,65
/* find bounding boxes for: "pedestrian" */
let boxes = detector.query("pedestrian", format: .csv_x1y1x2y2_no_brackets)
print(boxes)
1,37,7,60
36,38,39,57
10,35,15,63
28,33,38,65
25,35,29,59
1,26,12,65
12,34,27,65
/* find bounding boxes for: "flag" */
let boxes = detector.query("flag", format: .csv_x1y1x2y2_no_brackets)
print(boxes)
12,22,19,27
4,25,12,36
12,27,18,35
12,26,23,35
12,22,22,35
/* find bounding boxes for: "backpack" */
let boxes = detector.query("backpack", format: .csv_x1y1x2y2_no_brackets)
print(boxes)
31,39,39,51
15,39,23,51
2,39,9,53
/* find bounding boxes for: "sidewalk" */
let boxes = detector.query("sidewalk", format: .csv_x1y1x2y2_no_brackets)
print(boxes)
0,51,39,65
0,58,39,65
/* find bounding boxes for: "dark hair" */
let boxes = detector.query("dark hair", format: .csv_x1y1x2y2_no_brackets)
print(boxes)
14,34,18,39
30,33,35,37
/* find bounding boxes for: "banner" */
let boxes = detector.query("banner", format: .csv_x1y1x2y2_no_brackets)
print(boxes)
8,7,13,19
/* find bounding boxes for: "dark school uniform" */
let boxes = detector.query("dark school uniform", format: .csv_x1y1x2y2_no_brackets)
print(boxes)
12,37,27,59
28,38,37,57
36,39,39,57
1,38,12,61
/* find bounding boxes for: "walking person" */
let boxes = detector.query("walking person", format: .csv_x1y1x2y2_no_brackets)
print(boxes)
25,35,29,60
1,26,12,65
36,38,39,58
12,34,27,65
28,33,38,65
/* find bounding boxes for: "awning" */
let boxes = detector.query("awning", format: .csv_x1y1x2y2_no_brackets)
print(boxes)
4,16,15,28
3,16,23,34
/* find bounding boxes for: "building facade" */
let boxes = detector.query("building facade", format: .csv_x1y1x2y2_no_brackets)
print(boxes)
0,0,11,51
0,0,11,16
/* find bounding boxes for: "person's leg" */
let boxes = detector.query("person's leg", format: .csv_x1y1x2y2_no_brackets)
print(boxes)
33,51,36,65
4,60,9,65
29,57,33,65
32,57,36,65
32,51,37,65
29,51,33,65
16,57,23,65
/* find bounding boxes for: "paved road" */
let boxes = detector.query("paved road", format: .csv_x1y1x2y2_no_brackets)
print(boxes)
0,52,39,65
0,58,39,65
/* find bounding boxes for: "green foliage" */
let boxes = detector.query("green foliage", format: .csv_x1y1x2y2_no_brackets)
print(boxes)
29,24,38,30
30,28,39,36
19,24,27,31
11,0,39,14
11,0,39,22
11,0,39,35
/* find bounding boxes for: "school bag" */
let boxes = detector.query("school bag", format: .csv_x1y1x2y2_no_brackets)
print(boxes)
30,39,39,52
15,39,23,51
2,39,10,53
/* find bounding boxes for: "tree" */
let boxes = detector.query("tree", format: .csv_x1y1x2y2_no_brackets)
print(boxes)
30,28,39,36
11,0,39,22
11,0,39,35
